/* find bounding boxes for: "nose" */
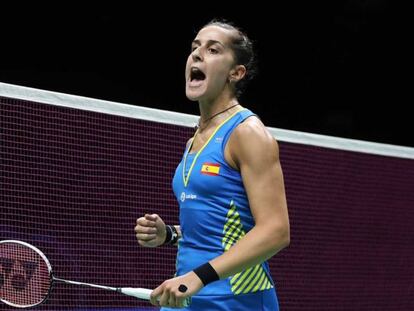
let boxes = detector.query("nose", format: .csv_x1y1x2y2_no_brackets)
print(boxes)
191,48,203,62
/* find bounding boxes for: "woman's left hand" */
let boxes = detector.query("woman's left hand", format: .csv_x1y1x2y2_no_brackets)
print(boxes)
150,271,203,308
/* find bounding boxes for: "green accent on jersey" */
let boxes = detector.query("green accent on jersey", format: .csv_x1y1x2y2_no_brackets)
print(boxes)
222,201,273,295
222,201,245,251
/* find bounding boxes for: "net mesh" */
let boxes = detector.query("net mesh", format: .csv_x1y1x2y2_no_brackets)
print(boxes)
1,94,414,310
0,242,50,307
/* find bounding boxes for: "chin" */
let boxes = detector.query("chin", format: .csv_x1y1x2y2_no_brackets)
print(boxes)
186,89,205,101
186,96,199,102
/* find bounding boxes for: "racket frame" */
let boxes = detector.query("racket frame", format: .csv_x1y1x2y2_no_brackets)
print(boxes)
1,240,189,308
0,240,54,308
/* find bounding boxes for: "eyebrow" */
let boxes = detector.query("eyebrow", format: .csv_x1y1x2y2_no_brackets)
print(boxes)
192,39,226,48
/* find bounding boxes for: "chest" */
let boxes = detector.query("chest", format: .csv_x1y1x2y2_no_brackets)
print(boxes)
174,146,242,201
188,129,213,153
188,130,237,172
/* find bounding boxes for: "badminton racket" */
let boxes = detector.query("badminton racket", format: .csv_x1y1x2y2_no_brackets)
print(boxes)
0,240,190,308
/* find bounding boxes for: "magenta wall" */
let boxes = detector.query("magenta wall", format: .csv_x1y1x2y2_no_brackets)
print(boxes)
1,97,413,310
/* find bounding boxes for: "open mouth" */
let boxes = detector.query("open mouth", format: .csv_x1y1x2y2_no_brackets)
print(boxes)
190,67,206,82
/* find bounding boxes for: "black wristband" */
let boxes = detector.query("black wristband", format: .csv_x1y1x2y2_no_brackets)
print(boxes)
164,225,179,245
193,262,219,286
170,225,179,244
164,225,172,245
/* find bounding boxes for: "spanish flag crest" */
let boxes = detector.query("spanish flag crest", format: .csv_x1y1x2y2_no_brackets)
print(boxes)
201,163,220,176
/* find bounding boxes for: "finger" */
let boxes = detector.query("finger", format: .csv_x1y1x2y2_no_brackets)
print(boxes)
176,285,187,307
134,224,142,233
159,289,170,307
134,225,157,234
145,213,159,221
150,286,162,306
136,233,157,241
168,292,177,307
137,217,156,227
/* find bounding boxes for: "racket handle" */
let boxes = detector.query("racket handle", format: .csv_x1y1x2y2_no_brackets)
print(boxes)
119,288,191,307
119,287,152,300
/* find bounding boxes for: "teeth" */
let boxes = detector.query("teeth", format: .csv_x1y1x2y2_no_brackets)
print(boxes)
191,68,201,77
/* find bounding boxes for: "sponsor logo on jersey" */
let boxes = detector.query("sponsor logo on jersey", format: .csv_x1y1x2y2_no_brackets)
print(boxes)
180,192,197,202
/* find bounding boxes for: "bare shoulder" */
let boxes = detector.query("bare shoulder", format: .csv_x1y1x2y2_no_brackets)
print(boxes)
232,116,278,152
228,116,279,169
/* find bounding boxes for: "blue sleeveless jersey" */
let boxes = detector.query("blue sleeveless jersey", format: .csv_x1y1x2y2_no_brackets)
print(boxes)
171,109,275,298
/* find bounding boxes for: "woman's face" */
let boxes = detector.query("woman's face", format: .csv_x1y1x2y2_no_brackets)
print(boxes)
185,25,236,102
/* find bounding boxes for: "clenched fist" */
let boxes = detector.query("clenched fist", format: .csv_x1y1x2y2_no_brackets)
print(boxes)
135,214,166,247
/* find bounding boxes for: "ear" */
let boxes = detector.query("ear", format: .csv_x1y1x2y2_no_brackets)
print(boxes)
229,65,247,83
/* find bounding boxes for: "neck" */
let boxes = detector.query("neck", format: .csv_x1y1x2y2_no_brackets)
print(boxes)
198,94,239,124
196,99,240,132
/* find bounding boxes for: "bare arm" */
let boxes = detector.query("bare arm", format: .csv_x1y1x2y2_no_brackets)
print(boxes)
211,117,290,277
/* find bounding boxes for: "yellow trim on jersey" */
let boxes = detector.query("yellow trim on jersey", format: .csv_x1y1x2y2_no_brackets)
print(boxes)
230,264,273,294
222,201,245,251
222,200,273,295
182,109,245,187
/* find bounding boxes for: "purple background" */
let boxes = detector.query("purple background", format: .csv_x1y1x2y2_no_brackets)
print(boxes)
1,97,413,310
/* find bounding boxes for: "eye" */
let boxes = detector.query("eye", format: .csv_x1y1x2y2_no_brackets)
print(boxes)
208,47,218,54
191,45,199,52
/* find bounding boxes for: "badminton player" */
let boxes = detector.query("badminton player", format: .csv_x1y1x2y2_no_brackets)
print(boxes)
135,19,290,310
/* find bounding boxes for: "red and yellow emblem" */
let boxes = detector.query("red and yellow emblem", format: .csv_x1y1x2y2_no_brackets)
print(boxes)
201,163,220,176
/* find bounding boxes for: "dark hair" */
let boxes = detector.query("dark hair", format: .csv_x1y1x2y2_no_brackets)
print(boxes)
202,19,257,97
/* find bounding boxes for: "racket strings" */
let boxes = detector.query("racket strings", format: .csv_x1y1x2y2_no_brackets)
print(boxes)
0,243,50,307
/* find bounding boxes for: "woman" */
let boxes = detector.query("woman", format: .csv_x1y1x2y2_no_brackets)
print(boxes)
135,19,290,310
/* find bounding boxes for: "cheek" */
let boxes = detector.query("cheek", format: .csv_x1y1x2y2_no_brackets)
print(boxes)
211,59,233,79
209,66,230,86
